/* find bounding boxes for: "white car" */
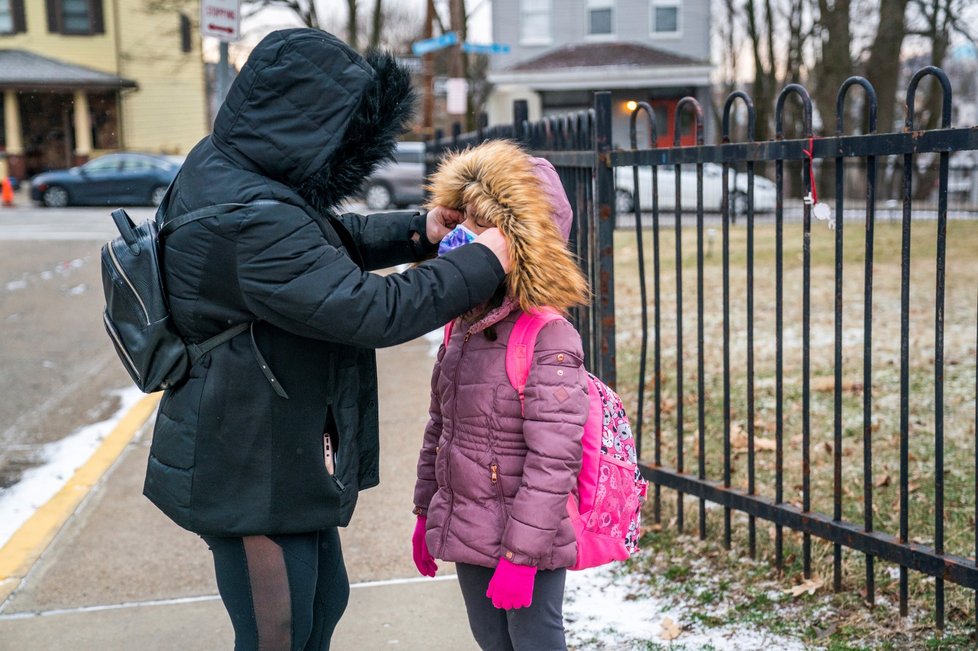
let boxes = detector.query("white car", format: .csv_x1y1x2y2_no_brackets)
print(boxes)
615,163,777,214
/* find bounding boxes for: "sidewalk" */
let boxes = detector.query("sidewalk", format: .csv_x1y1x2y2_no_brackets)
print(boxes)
0,337,479,651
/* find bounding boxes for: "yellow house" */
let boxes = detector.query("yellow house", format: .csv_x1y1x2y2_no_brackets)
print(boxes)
0,0,208,181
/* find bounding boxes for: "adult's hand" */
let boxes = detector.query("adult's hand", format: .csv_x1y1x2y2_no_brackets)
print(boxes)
426,206,465,243
474,227,512,274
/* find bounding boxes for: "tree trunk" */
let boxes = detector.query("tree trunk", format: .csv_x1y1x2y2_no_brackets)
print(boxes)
812,0,852,200
865,0,909,134
912,0,952,200
369,0,383,50
744,0,774,145
346,0,359,50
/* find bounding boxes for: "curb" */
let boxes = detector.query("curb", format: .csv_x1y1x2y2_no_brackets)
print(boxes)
0,393,161,604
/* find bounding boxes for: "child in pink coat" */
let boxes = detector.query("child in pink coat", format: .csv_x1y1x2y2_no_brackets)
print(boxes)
412,140,591,650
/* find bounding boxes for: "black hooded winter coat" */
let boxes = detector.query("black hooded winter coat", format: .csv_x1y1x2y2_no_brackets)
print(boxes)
143,29,505,536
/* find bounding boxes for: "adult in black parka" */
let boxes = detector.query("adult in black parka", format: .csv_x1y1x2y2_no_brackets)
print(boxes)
143,29,509,650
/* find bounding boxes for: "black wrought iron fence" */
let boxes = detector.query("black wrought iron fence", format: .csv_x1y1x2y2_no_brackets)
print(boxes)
425,68,978,630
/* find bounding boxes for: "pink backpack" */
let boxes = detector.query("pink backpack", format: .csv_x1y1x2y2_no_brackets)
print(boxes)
444,309,648,570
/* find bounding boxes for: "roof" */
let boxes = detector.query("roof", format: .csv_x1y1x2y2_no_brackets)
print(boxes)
0,49,137,90
507,42,707,72
489,42,712,91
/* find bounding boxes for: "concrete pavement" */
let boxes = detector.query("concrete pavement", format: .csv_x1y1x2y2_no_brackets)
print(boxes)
0,337,480,651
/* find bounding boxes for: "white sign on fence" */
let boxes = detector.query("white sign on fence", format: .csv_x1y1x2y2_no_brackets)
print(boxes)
201,0,241,42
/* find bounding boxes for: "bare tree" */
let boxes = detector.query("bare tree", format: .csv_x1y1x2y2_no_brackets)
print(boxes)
239,0,321,29
346,0,359,50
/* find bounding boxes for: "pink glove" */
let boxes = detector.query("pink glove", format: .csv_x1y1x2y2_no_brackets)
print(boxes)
486,557,537,610
412,516,438,577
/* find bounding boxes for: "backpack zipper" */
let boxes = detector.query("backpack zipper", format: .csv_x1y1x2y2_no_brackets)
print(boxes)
102,312,140,380
107,242,150,326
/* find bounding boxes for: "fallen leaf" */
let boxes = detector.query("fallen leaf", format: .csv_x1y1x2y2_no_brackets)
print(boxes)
755,437,777,451
875,474,891,488
659,617,682,641
908,482,920,493
786,576,824,597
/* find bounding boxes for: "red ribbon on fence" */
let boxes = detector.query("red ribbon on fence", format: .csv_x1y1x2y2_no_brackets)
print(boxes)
802,136,818,206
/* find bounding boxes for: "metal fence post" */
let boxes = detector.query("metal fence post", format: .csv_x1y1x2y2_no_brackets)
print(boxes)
593,91,616,386
513,100,529,144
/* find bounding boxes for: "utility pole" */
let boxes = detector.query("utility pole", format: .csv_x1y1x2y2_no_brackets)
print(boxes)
448,0,472,129
449,0,465,79
422,0,435,137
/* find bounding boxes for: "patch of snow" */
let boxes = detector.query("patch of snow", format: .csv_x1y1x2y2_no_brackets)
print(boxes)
67,283,87,295
5,279,27,291
565,565,807,650
0,387,146,550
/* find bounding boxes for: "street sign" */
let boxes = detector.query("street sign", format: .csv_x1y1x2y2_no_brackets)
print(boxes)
461,42,511,55
411,32,458,57
201,0,241,42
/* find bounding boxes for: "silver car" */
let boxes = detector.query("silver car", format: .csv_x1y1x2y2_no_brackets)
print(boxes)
615,163,777,214
362,141,426,210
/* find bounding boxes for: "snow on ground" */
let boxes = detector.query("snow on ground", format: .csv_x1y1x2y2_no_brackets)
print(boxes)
564,564,808,650
0,386,145,549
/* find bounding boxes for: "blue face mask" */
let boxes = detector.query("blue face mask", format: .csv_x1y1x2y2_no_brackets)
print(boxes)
438,224,477,256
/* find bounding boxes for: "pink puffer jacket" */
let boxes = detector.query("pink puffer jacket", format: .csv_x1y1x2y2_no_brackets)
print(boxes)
414,303,589,569
413,142,591,570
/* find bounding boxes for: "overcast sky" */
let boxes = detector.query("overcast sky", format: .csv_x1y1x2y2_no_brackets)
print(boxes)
238,0,491,44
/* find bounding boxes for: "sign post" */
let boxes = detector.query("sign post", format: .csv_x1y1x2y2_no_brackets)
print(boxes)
201,0,241,104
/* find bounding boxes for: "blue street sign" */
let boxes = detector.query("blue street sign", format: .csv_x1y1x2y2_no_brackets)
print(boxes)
411,32,459,56
460,42,511,55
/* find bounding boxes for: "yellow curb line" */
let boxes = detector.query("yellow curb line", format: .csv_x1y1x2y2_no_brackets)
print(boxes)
0,392,161,603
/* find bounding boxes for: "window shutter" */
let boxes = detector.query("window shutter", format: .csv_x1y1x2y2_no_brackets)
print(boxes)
46,0,59,32
11,0,26,33
180,13,192,53
90,0,104,34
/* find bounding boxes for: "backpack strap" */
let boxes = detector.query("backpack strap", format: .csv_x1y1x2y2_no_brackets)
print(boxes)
186,322,250,361
442,319,455,348
160,202,251,236
505,308,564,413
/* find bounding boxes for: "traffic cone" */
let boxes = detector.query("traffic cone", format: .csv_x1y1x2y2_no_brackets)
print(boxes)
1,177,13,207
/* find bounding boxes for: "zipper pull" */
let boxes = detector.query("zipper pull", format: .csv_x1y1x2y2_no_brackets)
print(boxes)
490,463,498,483
464,332,472,343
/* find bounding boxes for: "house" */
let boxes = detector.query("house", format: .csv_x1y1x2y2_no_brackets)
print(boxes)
0,0,208,181
486,0,713,148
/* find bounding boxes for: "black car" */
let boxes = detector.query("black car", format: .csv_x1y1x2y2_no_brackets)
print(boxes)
30,152,182,208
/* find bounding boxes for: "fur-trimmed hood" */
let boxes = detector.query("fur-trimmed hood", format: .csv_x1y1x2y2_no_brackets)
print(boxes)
212,29,415,213
426,140,589,313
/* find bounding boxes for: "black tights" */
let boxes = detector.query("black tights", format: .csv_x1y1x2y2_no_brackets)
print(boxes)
202,528,350,651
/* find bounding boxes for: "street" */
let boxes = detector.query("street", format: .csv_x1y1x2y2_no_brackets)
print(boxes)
0,203,140,489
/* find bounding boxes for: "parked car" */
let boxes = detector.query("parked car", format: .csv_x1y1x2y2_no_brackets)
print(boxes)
361,141,425,210
30,152,181,208
615,163,777,214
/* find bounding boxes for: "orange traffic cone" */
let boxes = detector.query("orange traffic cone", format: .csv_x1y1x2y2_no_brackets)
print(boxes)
1,177,13,207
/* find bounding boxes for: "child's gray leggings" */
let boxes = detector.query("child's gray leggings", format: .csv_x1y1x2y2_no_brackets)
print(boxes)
455,562,567,651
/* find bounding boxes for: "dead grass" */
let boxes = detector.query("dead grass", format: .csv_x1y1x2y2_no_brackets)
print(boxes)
611,218,978,646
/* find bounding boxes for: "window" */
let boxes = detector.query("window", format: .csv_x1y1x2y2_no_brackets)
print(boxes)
588,0,614,37
46,0,104,35
0,0,26,35
651,0,680,36
520,0,552,45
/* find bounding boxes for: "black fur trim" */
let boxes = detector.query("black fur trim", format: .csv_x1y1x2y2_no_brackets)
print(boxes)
299,50,417,213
